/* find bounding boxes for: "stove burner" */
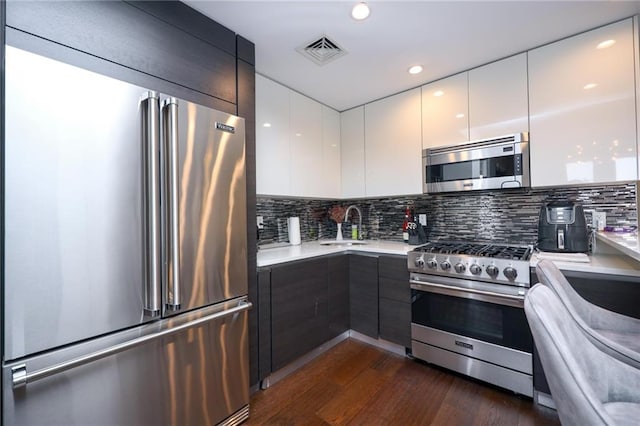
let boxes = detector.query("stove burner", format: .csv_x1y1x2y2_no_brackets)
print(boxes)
415,241,531,261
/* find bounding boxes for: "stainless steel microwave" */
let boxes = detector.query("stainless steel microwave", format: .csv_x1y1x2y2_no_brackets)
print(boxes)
423,133,530,193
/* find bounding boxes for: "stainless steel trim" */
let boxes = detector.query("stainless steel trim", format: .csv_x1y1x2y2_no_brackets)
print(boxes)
162,97,181,311
424,132,528,156
411,324,532,374
411,339,533,397
142,91,162,316
11,301,252,389
410,277,525,308
219,405,250,426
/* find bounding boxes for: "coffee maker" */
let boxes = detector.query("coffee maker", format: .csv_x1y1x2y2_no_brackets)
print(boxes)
537,201,589,253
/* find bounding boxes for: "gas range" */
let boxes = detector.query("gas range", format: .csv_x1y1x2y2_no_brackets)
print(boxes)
408,241,533,287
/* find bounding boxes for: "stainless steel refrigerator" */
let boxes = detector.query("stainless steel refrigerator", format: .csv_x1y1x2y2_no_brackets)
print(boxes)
2,45,250,425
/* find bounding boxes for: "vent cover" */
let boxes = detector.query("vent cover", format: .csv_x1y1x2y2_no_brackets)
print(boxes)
296,35,347,66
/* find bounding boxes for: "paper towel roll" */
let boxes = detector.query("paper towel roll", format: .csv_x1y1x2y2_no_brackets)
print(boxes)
288,217,301,245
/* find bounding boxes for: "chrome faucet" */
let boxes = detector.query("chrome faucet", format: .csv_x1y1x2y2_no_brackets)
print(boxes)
344,205,363,240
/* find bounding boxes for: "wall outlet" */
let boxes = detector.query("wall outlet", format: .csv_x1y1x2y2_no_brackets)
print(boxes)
592,211,606,231
257,216,264,230
419,214,427,226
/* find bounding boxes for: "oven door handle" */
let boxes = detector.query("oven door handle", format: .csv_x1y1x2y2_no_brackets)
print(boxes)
410,279,524,308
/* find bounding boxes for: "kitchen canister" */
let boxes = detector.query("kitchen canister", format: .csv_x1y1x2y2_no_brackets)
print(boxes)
287,217,301,245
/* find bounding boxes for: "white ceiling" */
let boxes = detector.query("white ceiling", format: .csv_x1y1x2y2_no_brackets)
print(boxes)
184,1,640,112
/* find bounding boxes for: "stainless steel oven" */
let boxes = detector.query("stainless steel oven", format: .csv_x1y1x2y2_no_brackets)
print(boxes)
423,132,529,193
408,242,534,397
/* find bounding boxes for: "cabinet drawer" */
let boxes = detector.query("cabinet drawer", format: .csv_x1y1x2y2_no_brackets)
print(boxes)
378,256,409,280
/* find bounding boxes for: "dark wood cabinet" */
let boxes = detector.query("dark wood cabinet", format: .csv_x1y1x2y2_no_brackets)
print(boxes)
378,256,411,347
6,1,237,105
349,254,379,338
270,258,329,371
328,255,350,339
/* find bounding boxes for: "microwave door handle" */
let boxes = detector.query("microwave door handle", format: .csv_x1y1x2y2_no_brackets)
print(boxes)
141,92,161,317
162,98,181,311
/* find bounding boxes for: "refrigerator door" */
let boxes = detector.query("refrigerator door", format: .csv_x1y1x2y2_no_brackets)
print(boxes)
162,100,247,314
3,298,251,426
4,46,154,360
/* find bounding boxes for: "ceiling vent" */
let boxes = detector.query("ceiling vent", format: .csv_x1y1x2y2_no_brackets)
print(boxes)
296,35,347,66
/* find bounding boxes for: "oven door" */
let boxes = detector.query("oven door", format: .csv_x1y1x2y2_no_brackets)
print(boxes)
423,140,525,193
411,278,532,353
410,274,533,396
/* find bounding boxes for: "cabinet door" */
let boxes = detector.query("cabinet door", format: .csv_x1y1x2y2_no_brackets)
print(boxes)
422,72,469,148
290,91,323,196
271,258,329,371
529,19,637,186
469,53,529,140
321,106,342,198
328,255,350,339
256,75,290,195
341,106,366,198
257,269,272,382
349,255,379,338
378,256,411,347
365,88,422,197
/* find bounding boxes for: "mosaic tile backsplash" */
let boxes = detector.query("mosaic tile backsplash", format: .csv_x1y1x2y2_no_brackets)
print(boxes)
256,183,637,248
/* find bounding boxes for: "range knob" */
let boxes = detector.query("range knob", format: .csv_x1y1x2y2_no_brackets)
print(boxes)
486,265,499,278
454,263,466,273
414,256,425,268
440,260,451,271
503,266,518,281
469,263,482,275
426,259,438,269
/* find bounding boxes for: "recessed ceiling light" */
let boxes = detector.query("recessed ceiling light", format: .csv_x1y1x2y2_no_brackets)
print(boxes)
408,65,423,75
455,113,465,119
433,90,444,97
597,39,616,49
583,83,598,90
351,2,370,20
263,123,272,128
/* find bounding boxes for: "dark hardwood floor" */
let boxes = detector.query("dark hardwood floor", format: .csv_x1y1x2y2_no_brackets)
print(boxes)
247,339,560,425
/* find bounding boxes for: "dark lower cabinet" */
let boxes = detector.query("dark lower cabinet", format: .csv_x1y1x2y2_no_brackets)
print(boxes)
349,254,379,338
270,257,329,371
378,256,411,347
328,255,350,339
256,269,272,384
530,267,640,395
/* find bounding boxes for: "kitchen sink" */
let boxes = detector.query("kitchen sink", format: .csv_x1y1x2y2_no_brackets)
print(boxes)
319,240,368,246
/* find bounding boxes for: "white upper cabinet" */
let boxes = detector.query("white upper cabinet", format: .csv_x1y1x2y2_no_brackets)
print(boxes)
365,88,422,197
422,72,469,149
321,106,341,198
256,75,291,195
340,106,366,198
529,19,637,187
469,53,529,140
256,75,341,197
289,91,323,196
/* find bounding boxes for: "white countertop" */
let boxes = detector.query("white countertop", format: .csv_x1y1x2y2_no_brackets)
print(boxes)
259,239,640,279
595,231,640,263
530,251,640,278
257,240,412,267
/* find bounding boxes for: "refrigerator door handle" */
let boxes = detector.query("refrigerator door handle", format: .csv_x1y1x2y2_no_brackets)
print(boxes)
162,97,181,311
142,91,162,316
10,300,252,389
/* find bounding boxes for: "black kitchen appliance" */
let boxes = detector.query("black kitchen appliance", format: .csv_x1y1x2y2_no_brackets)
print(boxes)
537,201,589,253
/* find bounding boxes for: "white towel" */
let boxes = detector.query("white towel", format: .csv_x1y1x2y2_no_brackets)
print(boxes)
536,251,590,263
